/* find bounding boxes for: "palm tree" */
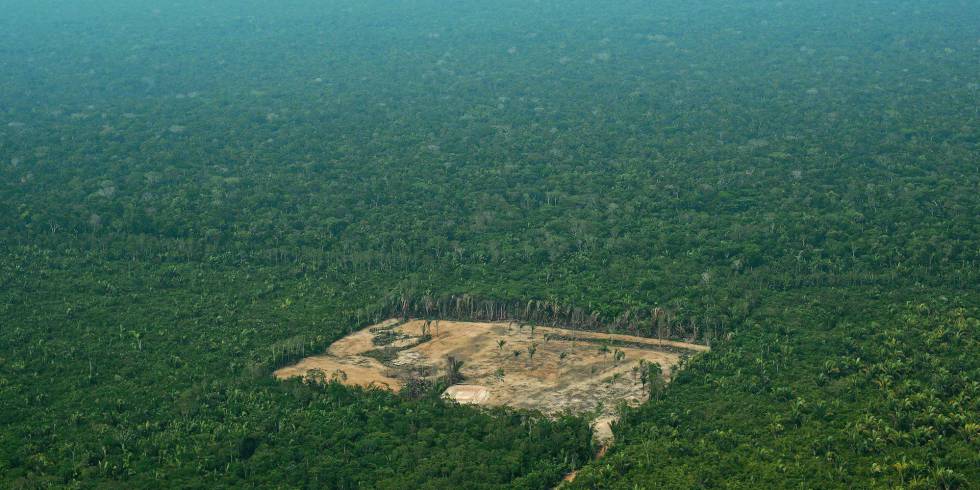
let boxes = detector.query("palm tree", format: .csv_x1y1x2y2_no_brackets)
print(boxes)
652,307,668,345
497,338,507,352
527,343,537,368
130,330,143,353
893,459,911,486
445,356,464,385
558,351,568,380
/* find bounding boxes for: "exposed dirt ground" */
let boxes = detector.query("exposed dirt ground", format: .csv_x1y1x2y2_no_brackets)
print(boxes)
274,319,706,442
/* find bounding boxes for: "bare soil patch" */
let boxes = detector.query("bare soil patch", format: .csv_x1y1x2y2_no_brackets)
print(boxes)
275,319,705,442
443,384,491,404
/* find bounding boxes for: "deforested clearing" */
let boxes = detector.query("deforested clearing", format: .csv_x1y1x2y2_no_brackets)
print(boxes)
275,319,707,441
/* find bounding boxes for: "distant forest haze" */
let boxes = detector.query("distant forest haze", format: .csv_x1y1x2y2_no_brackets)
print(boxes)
1,0,977,488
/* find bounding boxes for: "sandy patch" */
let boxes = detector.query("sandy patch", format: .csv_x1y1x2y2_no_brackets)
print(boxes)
592,416,618,444
273,354,400,390
444,384,491,404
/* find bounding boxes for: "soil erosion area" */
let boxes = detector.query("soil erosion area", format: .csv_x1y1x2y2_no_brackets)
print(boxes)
275,319,707,443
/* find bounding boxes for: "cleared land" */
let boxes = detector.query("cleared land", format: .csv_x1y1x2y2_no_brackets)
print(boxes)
275,319,707,442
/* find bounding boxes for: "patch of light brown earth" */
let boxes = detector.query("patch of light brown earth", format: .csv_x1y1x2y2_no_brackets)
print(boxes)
274,319,707,443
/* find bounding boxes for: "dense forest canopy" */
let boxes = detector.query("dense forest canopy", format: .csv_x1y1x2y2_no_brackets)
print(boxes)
1,0,977,488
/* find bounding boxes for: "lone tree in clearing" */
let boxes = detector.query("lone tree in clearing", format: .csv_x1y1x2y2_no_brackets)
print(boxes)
512,350,522,362
527,343,538,367
558,351,568,380
445,356,464,385
613,348,626,366
497,339,507,353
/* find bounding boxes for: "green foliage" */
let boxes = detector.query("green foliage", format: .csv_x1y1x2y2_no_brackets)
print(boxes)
1,0,978,488
569,302,979,488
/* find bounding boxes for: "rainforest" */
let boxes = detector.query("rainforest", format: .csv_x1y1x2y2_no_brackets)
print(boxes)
1,0,978,488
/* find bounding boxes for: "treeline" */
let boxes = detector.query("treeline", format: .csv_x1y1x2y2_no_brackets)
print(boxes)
369,293,718,343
